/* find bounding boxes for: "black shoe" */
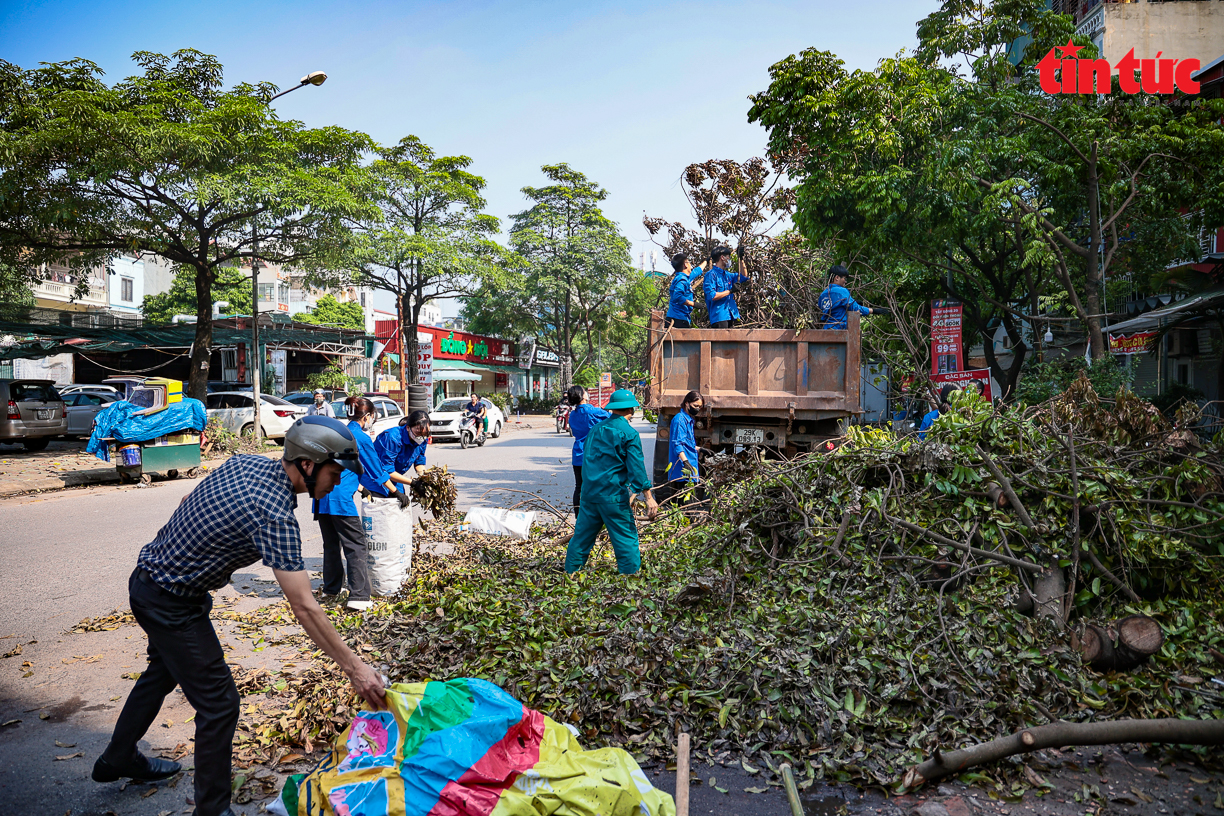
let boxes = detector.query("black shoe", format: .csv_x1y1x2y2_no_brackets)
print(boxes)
92,752,181,783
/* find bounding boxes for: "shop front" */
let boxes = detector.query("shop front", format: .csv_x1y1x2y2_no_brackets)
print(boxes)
419,327,517,399
518,342,561,401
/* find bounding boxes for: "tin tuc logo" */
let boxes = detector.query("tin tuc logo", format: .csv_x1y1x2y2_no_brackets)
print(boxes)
1036,39,1200,95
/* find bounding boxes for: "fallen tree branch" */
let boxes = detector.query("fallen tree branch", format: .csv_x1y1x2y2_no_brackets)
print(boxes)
976,445,1037,530
884,515,1043,573
1081,545,1141,602
902,718,1224,788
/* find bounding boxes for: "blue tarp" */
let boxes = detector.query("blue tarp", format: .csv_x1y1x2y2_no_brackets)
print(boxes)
87,398,208,462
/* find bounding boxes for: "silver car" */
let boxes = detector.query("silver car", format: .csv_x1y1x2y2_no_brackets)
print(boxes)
63,392,118,438
0,379,69,451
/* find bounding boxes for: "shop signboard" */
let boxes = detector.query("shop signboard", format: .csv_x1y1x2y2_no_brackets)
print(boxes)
931,368,992,401
416,331,433,387
425,327,517,366
532,346,561,368
930,300,964,375
1108,332,1156,355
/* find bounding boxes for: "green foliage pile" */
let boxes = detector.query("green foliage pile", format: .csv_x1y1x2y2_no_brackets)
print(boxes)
239,377,1224,792
1013,357,1132,407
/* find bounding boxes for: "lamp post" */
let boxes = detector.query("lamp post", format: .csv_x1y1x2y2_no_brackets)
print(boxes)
250,71,327,442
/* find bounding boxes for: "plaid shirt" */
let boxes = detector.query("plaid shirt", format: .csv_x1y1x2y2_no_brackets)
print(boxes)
137,455,305,596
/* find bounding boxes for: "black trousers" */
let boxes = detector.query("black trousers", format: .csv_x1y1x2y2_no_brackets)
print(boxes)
657,479,708,508
318,513,370,601
664,318,691,330
105,569,238,816
573,465,583,512
711,318,737,329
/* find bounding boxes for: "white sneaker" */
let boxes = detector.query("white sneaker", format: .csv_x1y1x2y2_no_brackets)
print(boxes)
345,599,373,611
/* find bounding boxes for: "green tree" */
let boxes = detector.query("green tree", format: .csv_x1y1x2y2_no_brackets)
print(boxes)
463,163,635,385
292,293,365,331
142,264,251,325
309,136,503,382
0,50,376,398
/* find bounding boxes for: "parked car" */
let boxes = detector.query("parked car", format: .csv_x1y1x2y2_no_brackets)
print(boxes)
204,392,305,440
0,379,68,451
58,384,122,398
429,398,504,442
329,394,406,436
284,389,349,406
63,392,118,438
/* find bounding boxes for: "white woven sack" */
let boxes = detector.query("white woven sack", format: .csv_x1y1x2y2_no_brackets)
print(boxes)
359,498,413,596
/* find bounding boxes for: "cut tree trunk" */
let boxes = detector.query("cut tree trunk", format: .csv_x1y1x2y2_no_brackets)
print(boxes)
984,482,1008,509
1077,615,1162,671
1032,566,1066,624
902,718,1224,788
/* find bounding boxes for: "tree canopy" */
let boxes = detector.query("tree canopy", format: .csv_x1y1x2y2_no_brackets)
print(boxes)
142,264,250,325
292,293,366,331
0,49,377,397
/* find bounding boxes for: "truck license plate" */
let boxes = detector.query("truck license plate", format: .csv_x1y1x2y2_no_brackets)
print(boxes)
37,409,51,420
734,428,765,445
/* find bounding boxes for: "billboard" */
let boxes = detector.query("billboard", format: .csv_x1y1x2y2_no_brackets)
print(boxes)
930,300,964,375
931,368,992,402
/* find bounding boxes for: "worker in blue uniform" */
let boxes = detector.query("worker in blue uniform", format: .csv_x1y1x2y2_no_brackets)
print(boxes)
703,245,750,329
372,410,430,494
818,265,882,329
564,384,612,512
662,390,705,507
918,385,958,440
565,389,657,575
314,397,407,611
664,253,705,329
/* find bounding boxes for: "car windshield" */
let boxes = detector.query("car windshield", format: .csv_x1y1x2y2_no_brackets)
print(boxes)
437,399,470,412
284,393,314,404
11,383,60,402
331,400,348,416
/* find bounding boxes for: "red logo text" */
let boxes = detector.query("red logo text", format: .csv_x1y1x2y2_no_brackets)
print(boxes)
1036,39,1200,94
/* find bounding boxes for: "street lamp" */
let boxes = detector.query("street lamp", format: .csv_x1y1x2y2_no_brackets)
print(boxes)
250,70,327,443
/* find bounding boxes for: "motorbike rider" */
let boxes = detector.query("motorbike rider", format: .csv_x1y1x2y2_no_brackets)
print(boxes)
464,392,488,437
93,417,385,816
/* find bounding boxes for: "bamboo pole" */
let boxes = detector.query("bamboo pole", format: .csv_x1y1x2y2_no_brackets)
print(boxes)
781,763,803,816
675,732,690,816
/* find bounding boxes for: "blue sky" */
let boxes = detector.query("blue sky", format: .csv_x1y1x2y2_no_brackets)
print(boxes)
1,0,938,314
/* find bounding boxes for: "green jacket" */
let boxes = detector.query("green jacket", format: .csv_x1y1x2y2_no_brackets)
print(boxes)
580,414,652,503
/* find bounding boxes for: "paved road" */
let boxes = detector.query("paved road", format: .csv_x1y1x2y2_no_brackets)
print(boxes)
0,417,657,645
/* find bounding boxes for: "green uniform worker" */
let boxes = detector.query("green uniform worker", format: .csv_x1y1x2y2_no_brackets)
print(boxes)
564,389,658,574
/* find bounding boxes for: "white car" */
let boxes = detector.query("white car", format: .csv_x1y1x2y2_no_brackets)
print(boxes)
329,395,406,435
204,391,305,440
429,398,504,442
58,384,122,398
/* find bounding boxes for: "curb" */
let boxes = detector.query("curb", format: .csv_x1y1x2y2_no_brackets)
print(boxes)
0,468,119,499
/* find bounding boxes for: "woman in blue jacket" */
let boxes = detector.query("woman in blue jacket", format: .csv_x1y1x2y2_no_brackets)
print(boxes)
564,385,612,512
373,410,431,494
664,390,705,506
314,397,408,611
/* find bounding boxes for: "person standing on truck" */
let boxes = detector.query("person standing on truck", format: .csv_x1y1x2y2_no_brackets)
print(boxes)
315,397,409,612
373,409,430,492
818,265,880,329
663,390,705,506
565,385,612,512
704,245,750,329
92,417,386,816
664,253,705,330
565,389,658,575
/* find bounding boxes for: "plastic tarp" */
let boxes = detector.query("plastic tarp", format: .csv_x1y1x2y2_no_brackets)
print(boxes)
86,398,207,462
270,677,675,816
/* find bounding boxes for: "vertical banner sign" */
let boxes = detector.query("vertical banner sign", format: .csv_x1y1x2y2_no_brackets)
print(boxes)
930,300,964,375
416,332,433,388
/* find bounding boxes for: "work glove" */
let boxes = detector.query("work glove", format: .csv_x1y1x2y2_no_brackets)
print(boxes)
872,306,892,317
735,243,747,261
359,487,372,500
394,489,413,509
410,479,428,497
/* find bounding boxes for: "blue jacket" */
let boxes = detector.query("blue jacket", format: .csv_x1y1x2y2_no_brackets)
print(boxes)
668,410,699,483
917,409,942,440
818,284,870,330
373,424,428,494
568,402,612,467
704,265,748,324
665,271,696,323
314,420,394,515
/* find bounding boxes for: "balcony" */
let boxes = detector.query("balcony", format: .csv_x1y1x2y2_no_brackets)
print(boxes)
32,278,108,309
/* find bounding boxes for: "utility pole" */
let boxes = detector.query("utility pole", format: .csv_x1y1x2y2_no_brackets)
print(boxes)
251,224,262,442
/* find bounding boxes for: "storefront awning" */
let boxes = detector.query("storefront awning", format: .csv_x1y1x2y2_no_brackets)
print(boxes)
433,369,481,382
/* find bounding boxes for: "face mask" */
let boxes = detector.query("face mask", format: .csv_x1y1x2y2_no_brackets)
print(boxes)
687,404,702,416
409,428,428,444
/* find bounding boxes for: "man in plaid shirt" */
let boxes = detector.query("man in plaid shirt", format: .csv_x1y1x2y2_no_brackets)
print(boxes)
92,417,387,816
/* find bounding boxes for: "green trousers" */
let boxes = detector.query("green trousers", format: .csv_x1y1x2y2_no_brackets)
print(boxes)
565,499,641,574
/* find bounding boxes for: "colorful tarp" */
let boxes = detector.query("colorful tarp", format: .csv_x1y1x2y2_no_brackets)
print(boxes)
270,678,675,816
86,398,207,462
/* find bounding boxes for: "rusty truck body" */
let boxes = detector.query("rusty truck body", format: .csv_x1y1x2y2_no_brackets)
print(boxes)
645,309,863,484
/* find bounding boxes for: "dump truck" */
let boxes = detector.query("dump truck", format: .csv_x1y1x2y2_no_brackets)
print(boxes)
646,309,863,484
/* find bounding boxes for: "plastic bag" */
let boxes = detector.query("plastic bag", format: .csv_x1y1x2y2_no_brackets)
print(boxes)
270,677,675,816
359,498,412,596
462,507,536,540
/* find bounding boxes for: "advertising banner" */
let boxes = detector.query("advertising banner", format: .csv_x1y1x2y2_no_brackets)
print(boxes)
931,368,992,402
930,300,964,375
1108,332,1156,355
416,331,433,387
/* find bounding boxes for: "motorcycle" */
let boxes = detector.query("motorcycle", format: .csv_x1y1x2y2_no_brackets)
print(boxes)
459,414,486,449
555,403,571,435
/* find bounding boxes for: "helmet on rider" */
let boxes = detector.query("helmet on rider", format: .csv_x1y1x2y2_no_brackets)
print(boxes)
283,416,363,497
